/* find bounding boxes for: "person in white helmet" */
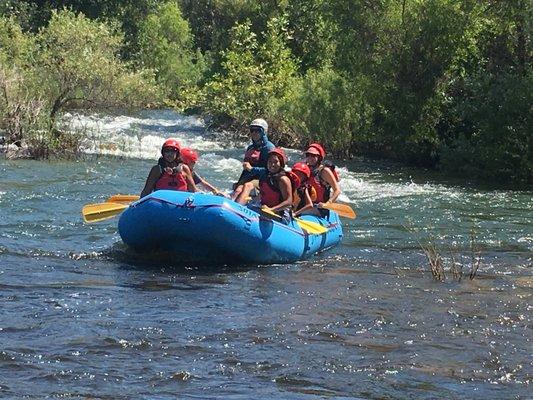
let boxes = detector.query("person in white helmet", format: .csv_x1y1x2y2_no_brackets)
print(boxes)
231,118,275,201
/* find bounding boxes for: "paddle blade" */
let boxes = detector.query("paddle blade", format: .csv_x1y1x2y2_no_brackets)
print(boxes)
296,219,328,235
82,202,128,223
106,194,140,205
321,203,356,219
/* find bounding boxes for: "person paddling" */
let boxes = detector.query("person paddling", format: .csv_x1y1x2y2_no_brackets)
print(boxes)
140,138,196,198
231,118,275,200
304,143,341,215
179,147,227,197
290,162,316,217
236,148,294,221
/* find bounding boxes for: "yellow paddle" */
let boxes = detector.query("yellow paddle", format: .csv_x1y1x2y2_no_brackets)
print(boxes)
82,202,128,223
294,219,328,235
106,194,140,204
260,207,328,235
320,202,357,219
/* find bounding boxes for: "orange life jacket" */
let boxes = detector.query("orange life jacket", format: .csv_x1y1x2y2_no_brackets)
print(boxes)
293,184,317,211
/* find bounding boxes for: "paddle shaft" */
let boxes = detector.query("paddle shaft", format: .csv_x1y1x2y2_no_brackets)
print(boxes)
260,206,327,234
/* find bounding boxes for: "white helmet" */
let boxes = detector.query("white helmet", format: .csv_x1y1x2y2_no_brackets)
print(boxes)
250,118,268,133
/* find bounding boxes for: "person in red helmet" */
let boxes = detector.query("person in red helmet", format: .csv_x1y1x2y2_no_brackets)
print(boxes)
236,148,294,219
305,143,341,214
290,162,317,217
140,138,196,197
179,148,227,196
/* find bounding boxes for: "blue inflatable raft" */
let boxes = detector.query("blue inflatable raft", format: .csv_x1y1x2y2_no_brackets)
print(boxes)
118,190,343,264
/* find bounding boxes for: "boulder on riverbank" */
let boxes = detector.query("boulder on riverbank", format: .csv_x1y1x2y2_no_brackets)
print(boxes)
3,143,33,160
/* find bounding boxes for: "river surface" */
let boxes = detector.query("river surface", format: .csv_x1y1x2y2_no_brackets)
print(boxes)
0,110,531,399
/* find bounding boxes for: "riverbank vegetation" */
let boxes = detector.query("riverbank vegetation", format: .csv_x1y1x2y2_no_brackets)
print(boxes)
405,224,482,282
0,0,530,184
0,9,158,157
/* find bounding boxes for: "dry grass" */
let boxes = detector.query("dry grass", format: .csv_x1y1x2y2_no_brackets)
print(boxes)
406,224,482,282
469,229,482,280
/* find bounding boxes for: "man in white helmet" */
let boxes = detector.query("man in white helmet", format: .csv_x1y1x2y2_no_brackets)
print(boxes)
231,118,275,199
243,118,275,167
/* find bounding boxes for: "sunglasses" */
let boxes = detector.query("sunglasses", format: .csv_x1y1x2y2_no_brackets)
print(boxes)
163,148,178,154
305,152,318,157
250,128,261,134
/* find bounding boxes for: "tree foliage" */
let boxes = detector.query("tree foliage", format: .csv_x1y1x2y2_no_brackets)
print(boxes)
36,10,158,123
137,1,206,100
0,0,530,182
0,10,159,157
200,15,299,130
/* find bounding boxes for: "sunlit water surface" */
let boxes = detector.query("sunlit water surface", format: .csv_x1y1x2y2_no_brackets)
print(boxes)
0,110,531,399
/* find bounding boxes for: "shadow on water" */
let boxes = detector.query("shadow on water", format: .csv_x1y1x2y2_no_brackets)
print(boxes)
100,242,262,275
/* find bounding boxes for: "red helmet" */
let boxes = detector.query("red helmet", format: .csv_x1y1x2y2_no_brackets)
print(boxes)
291,162,311,179
162,138,180,152
268,147,287,167
180,148,198,165
305,143,325,160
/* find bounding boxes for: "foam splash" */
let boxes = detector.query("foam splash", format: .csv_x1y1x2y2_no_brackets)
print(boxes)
63,110,483,204
64,110,223,160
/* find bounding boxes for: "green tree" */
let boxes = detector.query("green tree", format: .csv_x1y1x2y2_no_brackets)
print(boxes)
200,15,299,131
137,1,206,101
0,10,160,158
437,1,532,183
0,17,44,145
0,0,160,55
36,9,158,127
282,67,373,153
439,71,532,184
179,0,285,74
286,0,334,72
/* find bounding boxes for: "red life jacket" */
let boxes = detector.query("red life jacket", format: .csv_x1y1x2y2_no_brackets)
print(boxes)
259,174,283,208
309,164,338,203
155,165,188,191
259,171,300,208
243,148,261,166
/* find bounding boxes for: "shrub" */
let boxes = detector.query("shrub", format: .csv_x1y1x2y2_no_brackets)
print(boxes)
137,1,206,101
36,9,159,126
0,11,160,158
439,70,532,184
0,17,45,146
199,16,299,131
281,67,373,155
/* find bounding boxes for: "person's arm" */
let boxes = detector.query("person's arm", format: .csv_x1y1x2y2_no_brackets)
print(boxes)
249,166,265,177
242,163,265,179
140,165,161,198
197,175,224,195
270,176,293,212
235,161,256,186
294,187,314,217
180,164,197,192
258,142,275,166
320,168,340,204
